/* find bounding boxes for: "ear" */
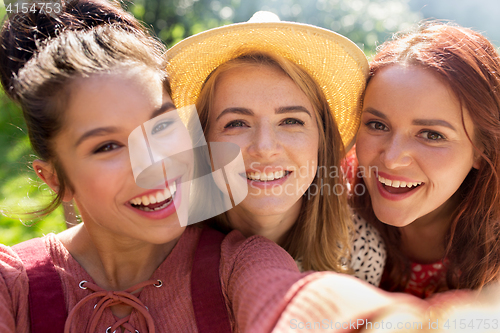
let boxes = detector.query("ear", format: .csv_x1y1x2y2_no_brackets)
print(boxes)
472,155,482,170
472,145,484,170
32,159,74,202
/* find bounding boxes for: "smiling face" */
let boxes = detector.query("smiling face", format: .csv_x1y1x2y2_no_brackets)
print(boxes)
48,70,192,244
356,65,480,227
207,64,319,225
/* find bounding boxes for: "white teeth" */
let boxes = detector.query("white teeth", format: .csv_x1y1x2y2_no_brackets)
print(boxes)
169,182,177,196
137,200,171,212
246,170,286,181
377,175,422,188
129,181,178,207
149,194,157,204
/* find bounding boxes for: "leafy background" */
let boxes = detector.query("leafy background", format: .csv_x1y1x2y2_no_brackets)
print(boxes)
0,0,498,245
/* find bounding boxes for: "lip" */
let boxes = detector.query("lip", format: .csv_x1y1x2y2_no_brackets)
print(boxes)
128,179,177,202
374,171,423,201
127,177,182,220
245,166,289,173
376,171,422,184
243,171,292,189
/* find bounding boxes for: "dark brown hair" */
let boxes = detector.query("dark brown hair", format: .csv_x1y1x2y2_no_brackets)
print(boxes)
0,0,168,217
0,0,143,100
352,22,500,292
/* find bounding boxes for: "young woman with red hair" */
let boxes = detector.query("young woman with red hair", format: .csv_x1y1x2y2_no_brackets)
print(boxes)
351,22,500,298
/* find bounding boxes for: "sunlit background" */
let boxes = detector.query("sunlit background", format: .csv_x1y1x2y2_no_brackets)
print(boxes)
0,0,498,245
122,0,499,52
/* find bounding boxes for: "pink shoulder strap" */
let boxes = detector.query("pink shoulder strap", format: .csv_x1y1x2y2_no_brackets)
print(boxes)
191,227,232,333
13,238,67,333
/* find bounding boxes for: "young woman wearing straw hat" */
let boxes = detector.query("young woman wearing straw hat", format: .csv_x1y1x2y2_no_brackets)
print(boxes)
166,12,386,285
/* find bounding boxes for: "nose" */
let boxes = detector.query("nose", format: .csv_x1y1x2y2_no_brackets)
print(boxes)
247,122,283,159
380,134,412,169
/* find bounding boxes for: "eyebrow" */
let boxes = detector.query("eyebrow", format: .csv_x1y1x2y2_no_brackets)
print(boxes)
276,106,312,118
151,102,176,119
75,102,177,148
363,107,387,120
215,105,312,121
215,107,253,121
363,107,457,131
412,119,456,131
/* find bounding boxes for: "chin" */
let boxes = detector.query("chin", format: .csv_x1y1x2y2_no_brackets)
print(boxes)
144,225,186,245
372,207,415,228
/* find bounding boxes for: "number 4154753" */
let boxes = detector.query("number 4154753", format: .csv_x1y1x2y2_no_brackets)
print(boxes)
5,2,61,14
443,318,499,330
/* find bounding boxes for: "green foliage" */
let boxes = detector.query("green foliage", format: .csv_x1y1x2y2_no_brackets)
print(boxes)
0,93,66,246
125,0,421,53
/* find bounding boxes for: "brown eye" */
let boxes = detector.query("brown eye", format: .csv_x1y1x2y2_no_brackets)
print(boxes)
94,142,120,153
367,121,388,131
421,131,445,141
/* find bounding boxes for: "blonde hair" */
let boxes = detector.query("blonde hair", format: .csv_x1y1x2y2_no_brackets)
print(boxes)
199,51,353,272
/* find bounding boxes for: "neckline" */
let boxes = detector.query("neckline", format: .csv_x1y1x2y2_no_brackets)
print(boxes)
46,226,198,291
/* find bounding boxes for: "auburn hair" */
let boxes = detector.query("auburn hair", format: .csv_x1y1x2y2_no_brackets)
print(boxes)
352,22,500,292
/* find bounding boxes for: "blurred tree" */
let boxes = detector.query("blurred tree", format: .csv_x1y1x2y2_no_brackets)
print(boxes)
124,0,422,53
0,93,67,246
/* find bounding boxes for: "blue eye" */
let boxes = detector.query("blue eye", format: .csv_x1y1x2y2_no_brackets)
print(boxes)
94,142,120,153
151,121,171,135
282,118,304,126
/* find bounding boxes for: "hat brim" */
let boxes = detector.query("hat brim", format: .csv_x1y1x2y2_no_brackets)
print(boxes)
167,21,368,148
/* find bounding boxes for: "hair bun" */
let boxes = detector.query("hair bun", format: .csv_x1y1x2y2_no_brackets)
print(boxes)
0,0,142,101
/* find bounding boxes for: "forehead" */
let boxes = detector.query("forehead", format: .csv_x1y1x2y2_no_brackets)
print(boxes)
214,64,307,101
63,71,166,131
366,65,458,116
365,64,477,136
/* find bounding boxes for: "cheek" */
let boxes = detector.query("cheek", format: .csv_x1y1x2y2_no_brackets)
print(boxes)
284,133,318,177
205,126,216,143
355,131,376,166
73,158,129,196
209,130,250,151
422,147,474,184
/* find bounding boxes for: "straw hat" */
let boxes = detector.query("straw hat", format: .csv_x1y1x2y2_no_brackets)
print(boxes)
167,11,368,148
